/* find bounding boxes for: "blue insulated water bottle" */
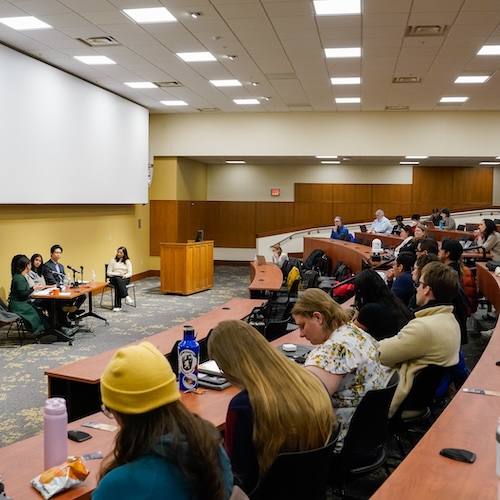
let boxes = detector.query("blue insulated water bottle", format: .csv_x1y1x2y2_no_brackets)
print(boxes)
178,325,199,391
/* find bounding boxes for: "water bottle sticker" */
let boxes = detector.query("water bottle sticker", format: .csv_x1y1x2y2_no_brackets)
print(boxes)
180,373,198,390
179,349,197,374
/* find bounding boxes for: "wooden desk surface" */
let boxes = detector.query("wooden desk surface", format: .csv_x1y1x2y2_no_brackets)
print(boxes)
0,328,307,500
371,262,500,500
354,232,403,247
46,298,264,386
32,282,107,300
248,261,283,294
427,228,475,242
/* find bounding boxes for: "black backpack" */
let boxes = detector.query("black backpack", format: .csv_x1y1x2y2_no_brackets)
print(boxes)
331,261,351,282
304,249,329,275
302,269,320,290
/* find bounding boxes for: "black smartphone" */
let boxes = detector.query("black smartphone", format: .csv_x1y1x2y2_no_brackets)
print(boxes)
439,448,476,463
68,430,92,442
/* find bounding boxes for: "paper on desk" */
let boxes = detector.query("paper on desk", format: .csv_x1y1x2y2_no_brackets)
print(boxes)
32,288,57,296
463,388,500,397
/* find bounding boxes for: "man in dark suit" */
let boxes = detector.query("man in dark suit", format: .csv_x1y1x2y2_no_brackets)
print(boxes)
43,244,85,324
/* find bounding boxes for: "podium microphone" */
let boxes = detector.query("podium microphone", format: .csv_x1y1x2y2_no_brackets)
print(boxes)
67,265,81,274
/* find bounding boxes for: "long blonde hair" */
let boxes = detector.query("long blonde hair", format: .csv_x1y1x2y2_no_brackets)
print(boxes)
208,320,336,476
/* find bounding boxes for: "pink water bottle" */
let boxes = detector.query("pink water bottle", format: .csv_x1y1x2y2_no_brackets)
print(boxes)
44,397,68,470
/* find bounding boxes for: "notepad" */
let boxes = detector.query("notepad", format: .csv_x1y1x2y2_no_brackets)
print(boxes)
199,360,223,376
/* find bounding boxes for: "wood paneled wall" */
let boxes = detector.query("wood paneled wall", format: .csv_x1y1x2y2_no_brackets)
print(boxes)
150,167,493,253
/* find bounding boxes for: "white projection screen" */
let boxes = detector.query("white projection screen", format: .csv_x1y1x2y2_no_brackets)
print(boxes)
0,43,149,204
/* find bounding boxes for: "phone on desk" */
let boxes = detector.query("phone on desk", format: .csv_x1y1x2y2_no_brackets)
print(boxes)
68,430,92,442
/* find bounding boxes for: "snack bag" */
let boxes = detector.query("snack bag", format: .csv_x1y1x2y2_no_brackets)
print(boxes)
31,455,90,499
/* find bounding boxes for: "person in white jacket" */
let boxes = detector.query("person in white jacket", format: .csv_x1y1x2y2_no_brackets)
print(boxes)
107,246,133,311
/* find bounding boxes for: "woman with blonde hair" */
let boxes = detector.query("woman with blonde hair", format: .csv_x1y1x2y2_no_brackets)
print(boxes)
270,243,288,268
208,320,336,495
292,288,391,452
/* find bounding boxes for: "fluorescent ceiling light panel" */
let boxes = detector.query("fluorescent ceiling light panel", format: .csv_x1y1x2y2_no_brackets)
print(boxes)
74,56,116,65
400,161,419,165
0,16,51,30
455,76,489,84
479,162,500,165
233,98,260,105
161,100,188,106
478,45,500,56
226,160,246,164
316,156,338,159
314,0,361,15
325,47,361,58
335,97,361,103
440,96,468,103
405,156,428,159
331,77,361,85
123,7,176,23
125,82,158,88
321,161,341,164
177,52,216,62
210,79,242,87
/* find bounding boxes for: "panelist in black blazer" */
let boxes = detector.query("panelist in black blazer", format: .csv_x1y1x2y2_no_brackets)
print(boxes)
43,244,85,323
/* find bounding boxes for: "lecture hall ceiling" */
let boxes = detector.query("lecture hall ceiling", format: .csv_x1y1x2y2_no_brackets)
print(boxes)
1,0,500,166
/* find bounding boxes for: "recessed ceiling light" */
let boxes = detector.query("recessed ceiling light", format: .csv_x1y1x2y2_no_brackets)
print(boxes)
321,161,341,164
314,0,361,15
226,160,246,164
479,162,500,165
405,156,428,159
335,97,361,103
125,82,158,89
123,7,176,23
325,47,361,58
478,45,500,56
210,79,242,87
400,161,419,165
0,16,51,30
74,56,116,65
233,98,260,105
331,77,361,85
227,55,238,60
161,100,188,106
455,76,489,84
440,96,468,103
190,12,203,19
177,52,216,62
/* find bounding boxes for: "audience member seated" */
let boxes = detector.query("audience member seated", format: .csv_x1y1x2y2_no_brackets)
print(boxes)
107,246,133,312
394,225,414,257
94,342,235,500
391,252,417,306
440,208,456,230
330,215,352,240
270,243,288,269
42,244,86,323
392,215,405,236
426,208,442,227
368,209,392,235
291,289,391,452
379,261,461,417
476,218,500,261
438,239,470,344
8,254,50,336
352,269,413,340
208,319,336,495
410,214,421,227
408,254,439,311
415,238,439,257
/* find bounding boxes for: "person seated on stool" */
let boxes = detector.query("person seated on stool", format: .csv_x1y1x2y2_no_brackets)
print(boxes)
42,244,85,325
107,246,133,311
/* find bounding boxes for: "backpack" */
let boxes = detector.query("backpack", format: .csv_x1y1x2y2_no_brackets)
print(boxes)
302,269,320,290
331,261,351,282
303,250,326,270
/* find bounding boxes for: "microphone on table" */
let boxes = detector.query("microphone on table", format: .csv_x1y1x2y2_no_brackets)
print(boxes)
67,265,81,274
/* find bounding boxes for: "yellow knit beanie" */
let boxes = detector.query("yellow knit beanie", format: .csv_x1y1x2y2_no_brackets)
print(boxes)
101,341,180,414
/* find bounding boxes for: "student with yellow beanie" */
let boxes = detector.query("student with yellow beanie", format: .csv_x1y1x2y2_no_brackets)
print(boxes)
93,341,236,500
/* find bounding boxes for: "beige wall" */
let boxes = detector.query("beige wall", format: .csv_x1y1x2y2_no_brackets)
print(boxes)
0,204,150,303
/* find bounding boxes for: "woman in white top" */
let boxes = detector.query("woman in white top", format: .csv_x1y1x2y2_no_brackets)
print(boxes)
270,244,288,268
394,226,414,257
477,219,500,261
107,246,133,311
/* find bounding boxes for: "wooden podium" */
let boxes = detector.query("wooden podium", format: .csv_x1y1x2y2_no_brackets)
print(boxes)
160,241,214,295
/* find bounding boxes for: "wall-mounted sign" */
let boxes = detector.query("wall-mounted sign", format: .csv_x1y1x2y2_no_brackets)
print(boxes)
271,188,280,197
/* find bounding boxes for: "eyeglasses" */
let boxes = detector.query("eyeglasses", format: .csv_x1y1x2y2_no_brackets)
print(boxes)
414,280,429,289
101,403,113,419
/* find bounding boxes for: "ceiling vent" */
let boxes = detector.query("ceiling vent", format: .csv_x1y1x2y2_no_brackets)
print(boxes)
78,36,120,47
385,105,409,111
155,81,184,87
197,108,220,113
393,76,422,84
406,25,449,36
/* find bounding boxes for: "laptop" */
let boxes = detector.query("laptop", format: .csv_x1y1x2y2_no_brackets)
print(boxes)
359,224,368,233
256,255,267,265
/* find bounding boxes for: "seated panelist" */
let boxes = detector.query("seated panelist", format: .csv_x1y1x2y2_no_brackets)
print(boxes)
107,246,133,312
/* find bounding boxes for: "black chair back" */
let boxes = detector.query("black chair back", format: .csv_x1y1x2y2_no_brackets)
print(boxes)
264,318,290,341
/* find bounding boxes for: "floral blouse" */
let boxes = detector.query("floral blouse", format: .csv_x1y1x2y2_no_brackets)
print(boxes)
304,322,391,451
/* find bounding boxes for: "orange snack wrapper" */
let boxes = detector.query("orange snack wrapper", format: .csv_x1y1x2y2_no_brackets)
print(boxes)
31,455,90,499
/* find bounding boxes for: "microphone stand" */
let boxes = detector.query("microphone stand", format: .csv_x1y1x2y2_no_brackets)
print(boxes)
80,266,84,283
